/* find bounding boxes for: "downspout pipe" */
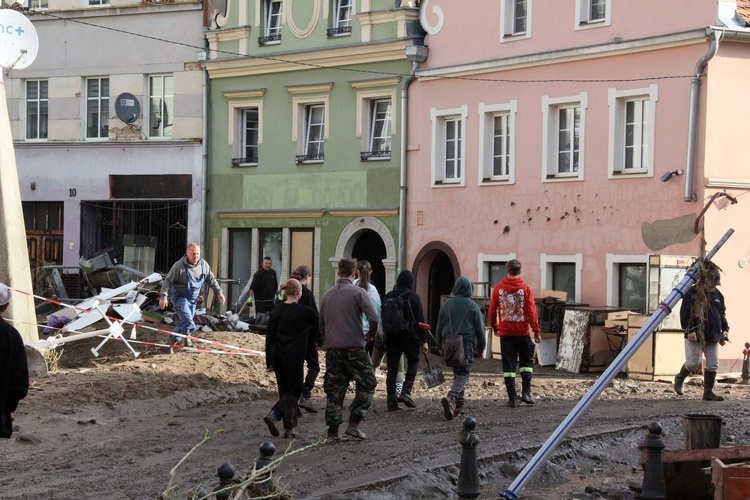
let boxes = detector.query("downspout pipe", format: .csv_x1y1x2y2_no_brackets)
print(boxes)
398,60,419,272
200,29,209,249
685,28,719,202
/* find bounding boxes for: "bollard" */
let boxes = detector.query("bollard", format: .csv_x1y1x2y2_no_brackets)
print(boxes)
641,421,667,499
456,417,481,499
255,441,276,493
212,462,235,500
741,343,750,384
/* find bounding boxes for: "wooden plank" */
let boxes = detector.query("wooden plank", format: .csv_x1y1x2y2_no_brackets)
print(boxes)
662,445,750,464
556,309,590,373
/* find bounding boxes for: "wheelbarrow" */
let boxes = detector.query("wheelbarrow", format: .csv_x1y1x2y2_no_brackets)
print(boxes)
419,323,445,388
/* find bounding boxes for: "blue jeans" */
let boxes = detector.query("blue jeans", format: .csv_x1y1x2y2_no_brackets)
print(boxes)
172,294,197,335
448,341,474,409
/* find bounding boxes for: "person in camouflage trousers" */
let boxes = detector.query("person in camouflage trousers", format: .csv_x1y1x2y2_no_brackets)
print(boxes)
319,258,380,440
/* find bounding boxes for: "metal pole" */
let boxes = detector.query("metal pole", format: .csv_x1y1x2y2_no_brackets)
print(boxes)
501,228,734,499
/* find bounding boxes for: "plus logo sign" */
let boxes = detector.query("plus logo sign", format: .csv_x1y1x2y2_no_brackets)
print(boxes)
1,23,27,38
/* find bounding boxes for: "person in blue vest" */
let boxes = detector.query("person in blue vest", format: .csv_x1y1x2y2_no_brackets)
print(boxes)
159,243,225,347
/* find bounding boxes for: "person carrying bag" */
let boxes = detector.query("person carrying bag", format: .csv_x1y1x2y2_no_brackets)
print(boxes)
435,277,486,420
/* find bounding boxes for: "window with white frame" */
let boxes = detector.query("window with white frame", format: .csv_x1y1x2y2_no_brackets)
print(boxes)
290,85,331,164
479,101,516,184
260,0,283,44
542,93,587,181
86,77,109,139
353,84,397,161
88,0,108,5
575,0,611,28
501,0,530,40
149,75,173,138
608,85,657,178
297,104,325,163
540,253,582,303
29,0,48,9
362,99,392,160
227,91,265,167
606,255,648,314
233,108,259,166
26,80,48,140
431,105,467,186
328,0,353,36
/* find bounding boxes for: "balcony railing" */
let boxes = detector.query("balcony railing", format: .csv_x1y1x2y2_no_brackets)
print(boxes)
231,157,258,167
258,33,282,45
295,154,324,164
326,26,352,37
360,150,391,161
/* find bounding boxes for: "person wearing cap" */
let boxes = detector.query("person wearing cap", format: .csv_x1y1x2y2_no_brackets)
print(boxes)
675,265,729,401
0,283,30,438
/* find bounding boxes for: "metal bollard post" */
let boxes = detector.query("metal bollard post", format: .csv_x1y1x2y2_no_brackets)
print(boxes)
456,417,481,499
212,462,235,500
641,421,667,499
255,441,276,493
741,343,750,384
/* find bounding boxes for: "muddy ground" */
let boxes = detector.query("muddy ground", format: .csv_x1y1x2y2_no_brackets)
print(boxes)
3,328,750,499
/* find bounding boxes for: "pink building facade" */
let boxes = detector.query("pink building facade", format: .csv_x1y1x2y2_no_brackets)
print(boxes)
405,0,750,370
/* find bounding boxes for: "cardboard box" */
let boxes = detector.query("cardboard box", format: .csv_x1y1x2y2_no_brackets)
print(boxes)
540,289,567,302
626,326,654,380
628,314,650,328
607,310,632,321
604,319,627,330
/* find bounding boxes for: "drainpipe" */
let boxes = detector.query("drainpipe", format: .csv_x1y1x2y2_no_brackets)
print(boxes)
684,28,719,202
400,45,428,272
200,30,209,249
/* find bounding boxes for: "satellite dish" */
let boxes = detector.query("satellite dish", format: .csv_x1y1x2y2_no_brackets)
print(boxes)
0,9,38,70
115,93,141,124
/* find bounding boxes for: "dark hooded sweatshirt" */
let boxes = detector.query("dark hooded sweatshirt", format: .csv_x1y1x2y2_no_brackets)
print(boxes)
385,270,427,344
435,277,486,352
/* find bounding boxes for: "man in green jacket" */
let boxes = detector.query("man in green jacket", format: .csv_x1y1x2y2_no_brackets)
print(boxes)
436,276,486,420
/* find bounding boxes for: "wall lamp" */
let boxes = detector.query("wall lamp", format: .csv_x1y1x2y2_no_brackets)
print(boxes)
661,169,684,182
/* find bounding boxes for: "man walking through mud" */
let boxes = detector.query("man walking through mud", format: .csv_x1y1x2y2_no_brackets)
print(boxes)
319,258,380,440
488,259,541,408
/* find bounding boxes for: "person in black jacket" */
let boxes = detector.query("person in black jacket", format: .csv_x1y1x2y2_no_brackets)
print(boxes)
674,266,729,401
383,270,428,411
0,283,29,439
290,265,322,413
264,278,320,438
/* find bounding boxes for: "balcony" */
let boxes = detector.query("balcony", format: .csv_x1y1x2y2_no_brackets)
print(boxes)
360,150,391,161
231,157,258,167
258,33,282,45
326,26,352,37
295,154,324,164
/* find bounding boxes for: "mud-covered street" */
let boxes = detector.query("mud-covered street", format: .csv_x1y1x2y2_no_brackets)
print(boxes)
2,331,749,499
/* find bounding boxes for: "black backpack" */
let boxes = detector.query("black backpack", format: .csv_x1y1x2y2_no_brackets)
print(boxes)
381,290,413,335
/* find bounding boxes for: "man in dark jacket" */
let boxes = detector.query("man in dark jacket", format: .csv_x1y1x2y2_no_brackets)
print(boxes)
249,256,279,314
0,283,29,439
436,277,486,420
382,270,428,411
675,266,729,401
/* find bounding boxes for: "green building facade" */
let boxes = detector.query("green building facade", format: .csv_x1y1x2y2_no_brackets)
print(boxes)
204,0,425,308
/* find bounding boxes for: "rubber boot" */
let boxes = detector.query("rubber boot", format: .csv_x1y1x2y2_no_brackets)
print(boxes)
387,394,400,411
505,377,518,407
398,380,417,408
520,374,537,405
673,365,690,396
702,371,725,401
